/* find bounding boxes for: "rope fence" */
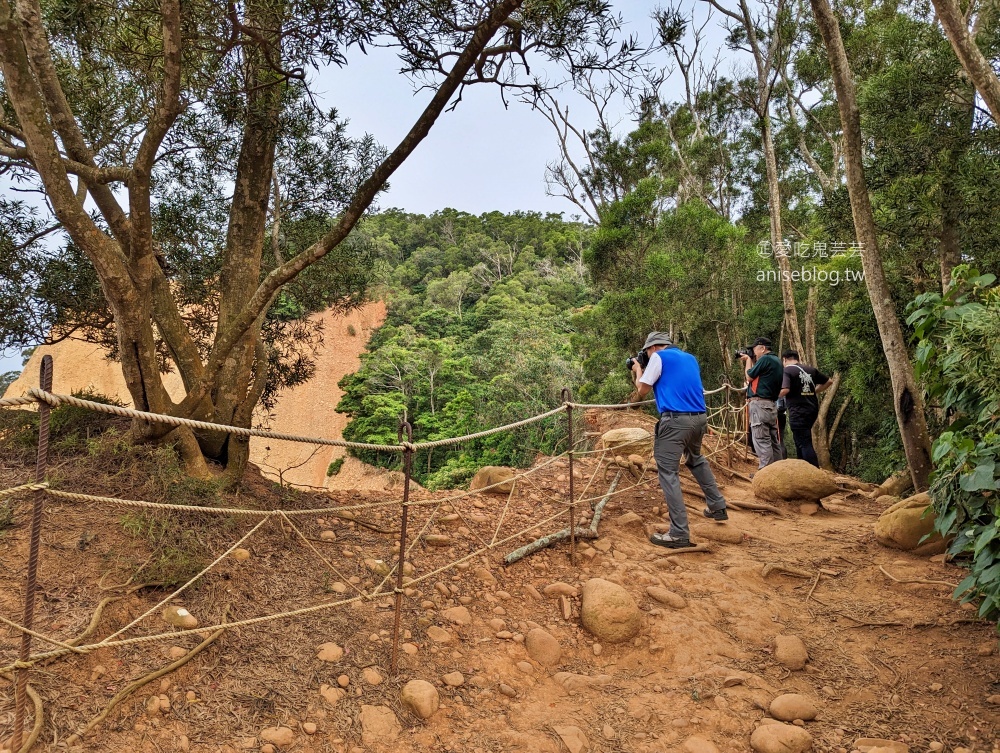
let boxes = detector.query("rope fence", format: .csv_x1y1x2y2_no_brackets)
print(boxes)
0,357,755,751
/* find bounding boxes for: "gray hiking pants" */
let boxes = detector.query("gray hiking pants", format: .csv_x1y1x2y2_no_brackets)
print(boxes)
749,399,782,469
653,412,727,541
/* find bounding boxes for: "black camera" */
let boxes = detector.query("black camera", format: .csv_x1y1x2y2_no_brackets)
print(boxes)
734,346,754,361
626,350,650,372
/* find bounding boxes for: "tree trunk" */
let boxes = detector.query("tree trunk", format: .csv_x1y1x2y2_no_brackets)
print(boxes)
939,72,976,290
804,286,818,365
762,113,805,356
813,371,839,470
810,0,934,491
208,0,284,473
930,0,1000,124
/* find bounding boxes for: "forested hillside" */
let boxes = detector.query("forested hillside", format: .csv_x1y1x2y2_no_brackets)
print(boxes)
336,210,594,488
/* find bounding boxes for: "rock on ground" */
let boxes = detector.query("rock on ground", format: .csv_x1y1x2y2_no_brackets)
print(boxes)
600,427,653,456
581,578,641,643
259,727,295,748
683,736,721,753
162,605,198,629
769,693,819,721
752,460,838,504
773,634,808,670
400,680,439,719
525,628,562,666
316,642,344,662
874,492,948,555
469,466,516,494
441,606,473,625
853,739,909,753
750,722,813,753
552,725,590,753
646,586,686,609
360,705,402,745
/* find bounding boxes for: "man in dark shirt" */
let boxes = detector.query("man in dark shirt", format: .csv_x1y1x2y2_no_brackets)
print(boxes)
779,350,831,467
741,336,784,469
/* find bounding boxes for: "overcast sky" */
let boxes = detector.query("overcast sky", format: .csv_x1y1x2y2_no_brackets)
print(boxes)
1,0,731,378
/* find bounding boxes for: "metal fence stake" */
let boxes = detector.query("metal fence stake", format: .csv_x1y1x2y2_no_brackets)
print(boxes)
12,354,53,752
389,420,413,676
562,389,576,566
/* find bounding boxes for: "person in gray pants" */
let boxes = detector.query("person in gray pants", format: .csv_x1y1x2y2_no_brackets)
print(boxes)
632,332,728,549
740,337,784,470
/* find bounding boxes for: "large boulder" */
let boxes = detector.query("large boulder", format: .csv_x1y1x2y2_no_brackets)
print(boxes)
580,578,641,643
470,466,516,494
874,492,948,555
752,460,838,504
600,428,653,457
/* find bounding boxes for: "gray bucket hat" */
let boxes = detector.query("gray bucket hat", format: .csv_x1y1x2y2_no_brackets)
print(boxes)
642,331,673,350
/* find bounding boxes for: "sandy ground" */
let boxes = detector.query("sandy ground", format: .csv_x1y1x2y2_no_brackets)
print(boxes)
3,302,386,490
0,408,997,753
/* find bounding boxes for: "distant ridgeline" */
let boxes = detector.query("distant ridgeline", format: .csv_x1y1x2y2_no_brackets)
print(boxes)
336,209,596,489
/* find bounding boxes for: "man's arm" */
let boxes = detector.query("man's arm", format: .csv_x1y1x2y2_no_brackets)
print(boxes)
815,370,831,393
779,367,791,398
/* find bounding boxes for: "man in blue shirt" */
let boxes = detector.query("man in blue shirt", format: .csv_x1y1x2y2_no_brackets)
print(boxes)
632,332,728,549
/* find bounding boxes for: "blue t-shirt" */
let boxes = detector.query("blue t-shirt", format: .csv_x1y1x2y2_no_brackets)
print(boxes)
638,347,707,413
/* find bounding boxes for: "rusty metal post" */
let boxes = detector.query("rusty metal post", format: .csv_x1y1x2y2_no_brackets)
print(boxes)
562,389,576,566
12,354,53,751
389,420,413,676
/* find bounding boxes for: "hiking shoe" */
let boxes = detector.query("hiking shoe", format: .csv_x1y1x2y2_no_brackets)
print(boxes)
703,507,729,521
648,533,695,549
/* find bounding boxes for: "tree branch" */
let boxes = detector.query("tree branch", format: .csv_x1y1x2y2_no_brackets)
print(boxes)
179,0,526,418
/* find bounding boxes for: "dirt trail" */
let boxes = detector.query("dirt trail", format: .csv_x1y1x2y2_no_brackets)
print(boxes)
3,301,386,489
0,410,998,753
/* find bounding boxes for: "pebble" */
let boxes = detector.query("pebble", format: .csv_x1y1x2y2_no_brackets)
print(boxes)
302,722,317,735
359,705,401,745
319,530,336,541
402,643,418,655
168,646,187,660
987,694,1000,705
232,547,251,560
442,671,465,687
516,661,534,674
261,745,276,753
475,567,497,584
498,683,517,697
425,534,452,547
337,674,350,688
853,738,909,753
488,618,506,631
928,682,943,691
362,666,383,685
603,724,616,740
750,722,812,753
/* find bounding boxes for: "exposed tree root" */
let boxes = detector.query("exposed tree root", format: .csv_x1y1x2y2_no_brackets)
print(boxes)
65,609,229,746
505,473,620,565
0,673,43,753
878,564,958,589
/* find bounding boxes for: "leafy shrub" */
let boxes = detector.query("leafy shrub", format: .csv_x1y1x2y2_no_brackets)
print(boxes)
908,266,1000,621
327,457,345,476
